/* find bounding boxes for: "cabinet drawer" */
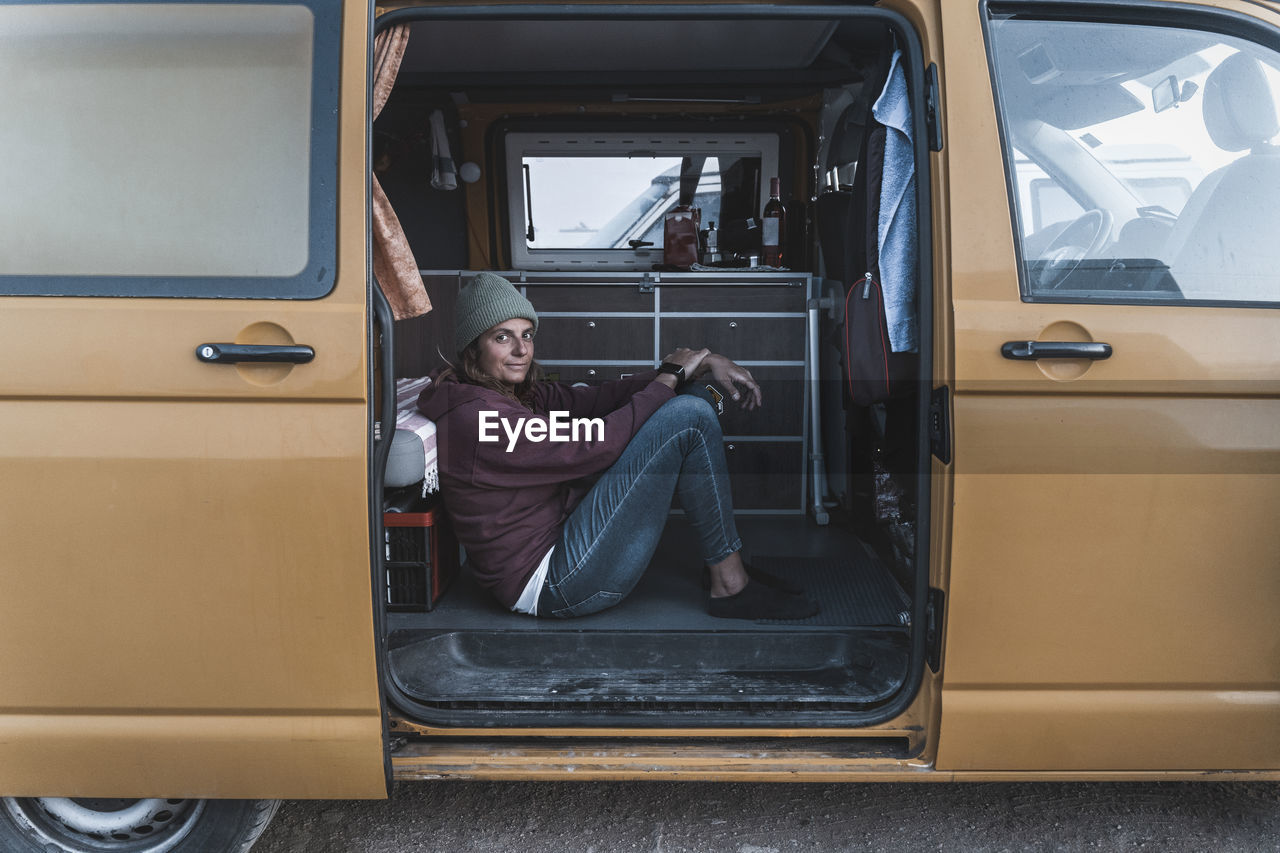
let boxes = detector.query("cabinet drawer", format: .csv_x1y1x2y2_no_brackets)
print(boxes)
535,317,654,361
524,285,654,312
701,365,804,437
541,363,654,385
660,284,804,313
660,317,805,362
723,440,805,511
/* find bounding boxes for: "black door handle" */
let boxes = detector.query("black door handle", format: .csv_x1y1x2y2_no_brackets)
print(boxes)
1001,341,1112,360
196,343,315,364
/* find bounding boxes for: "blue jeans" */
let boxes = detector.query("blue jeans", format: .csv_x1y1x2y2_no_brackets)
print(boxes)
537,389,741,617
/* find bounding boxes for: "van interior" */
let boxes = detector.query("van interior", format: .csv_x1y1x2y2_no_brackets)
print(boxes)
373,7,935,732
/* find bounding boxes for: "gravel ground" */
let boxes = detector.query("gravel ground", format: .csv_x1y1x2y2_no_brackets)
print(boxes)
254,780,1280,852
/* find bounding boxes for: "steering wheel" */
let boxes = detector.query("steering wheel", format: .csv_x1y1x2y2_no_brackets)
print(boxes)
1036,209,1114,290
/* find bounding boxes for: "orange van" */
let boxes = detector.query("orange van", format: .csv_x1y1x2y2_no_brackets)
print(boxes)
1,1,1276,850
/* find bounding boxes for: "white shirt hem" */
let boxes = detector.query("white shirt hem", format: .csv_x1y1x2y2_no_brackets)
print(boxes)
511,546,555,615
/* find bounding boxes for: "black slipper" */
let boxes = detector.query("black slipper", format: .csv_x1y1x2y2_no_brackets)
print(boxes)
707,580,819,621
701,562,804,595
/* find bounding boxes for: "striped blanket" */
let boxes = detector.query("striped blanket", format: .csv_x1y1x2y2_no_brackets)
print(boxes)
394,376,439,495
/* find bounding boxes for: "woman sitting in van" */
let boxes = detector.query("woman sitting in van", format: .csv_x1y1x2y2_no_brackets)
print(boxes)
417,272,817,620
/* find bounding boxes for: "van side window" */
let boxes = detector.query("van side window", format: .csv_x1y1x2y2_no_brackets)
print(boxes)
0,4,339,299
987,15,1280,306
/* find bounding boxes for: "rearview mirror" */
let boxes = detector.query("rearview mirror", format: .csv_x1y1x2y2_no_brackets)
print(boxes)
1153,75,1198,113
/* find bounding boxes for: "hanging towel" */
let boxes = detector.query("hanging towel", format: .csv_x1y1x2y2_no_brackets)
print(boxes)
429,109,458,191
872,50,918,354
395,376,440,495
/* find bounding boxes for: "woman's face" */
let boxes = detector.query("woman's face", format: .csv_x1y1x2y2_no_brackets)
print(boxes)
476,318,535,389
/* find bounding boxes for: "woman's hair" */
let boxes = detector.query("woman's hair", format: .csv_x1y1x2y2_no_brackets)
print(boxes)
440,338,543,408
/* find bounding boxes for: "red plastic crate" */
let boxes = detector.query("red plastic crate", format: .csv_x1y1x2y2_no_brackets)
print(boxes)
383,507,458,612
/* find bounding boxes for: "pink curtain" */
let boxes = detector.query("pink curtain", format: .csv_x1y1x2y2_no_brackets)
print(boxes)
372,25,432,320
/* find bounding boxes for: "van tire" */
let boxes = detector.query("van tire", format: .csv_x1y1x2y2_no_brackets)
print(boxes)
0,797,280,853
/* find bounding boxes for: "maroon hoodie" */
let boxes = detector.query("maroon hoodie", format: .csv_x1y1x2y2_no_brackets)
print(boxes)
416,368,675,609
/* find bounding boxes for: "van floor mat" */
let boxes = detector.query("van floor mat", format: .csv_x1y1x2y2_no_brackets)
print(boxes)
386,519,913,713
748,553,911,628
388,629,909,708
388,520,909,633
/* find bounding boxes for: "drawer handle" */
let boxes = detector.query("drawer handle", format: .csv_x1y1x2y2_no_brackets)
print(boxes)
588,321,596,328
729,321,738,329
726,443,736,451
588,369,596,376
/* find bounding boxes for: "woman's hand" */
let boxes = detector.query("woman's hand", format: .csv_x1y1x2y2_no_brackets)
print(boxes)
694,353,763,410
655,347,711,390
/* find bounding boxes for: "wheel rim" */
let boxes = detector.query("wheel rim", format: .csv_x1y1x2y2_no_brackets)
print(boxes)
2,797,204,852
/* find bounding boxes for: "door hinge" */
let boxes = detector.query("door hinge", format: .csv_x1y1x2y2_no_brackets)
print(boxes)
925,587,944,673
929,385,951,464
925,63,944,152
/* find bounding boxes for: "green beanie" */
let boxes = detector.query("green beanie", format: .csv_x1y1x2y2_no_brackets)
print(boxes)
455,272,539,352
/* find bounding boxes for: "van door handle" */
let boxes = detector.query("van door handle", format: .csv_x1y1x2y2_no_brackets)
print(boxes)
196,343,315,364
1001,341,1112,360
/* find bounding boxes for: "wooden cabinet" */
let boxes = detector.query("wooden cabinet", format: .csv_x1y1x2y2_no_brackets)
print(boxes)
660,316,807,362
540,363,653,385
535,317,653,361
722,440,807,511
522,272,813,514
714,365,804,437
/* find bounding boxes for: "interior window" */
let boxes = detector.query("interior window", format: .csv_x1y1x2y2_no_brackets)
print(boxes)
988,16,1280,304
507,132,778,269
524,155,736,250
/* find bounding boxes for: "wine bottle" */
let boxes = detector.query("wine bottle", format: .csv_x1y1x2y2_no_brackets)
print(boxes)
762,177,786,267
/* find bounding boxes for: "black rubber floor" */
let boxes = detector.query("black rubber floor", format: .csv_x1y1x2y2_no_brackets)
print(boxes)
387,518,913,715
389,516,910,634
750,554,910,627
390,629,909,707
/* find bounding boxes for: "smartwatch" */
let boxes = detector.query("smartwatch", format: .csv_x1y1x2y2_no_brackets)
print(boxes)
657,361,686,386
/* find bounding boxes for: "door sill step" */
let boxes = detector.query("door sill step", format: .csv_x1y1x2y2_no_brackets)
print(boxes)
390,629,908,709
391,736,928,781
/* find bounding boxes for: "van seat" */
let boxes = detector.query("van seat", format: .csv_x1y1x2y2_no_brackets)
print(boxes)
1166,53,1280,302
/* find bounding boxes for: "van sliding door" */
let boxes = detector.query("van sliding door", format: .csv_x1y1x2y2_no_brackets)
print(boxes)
940,0,1280,772
0,2,386,798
